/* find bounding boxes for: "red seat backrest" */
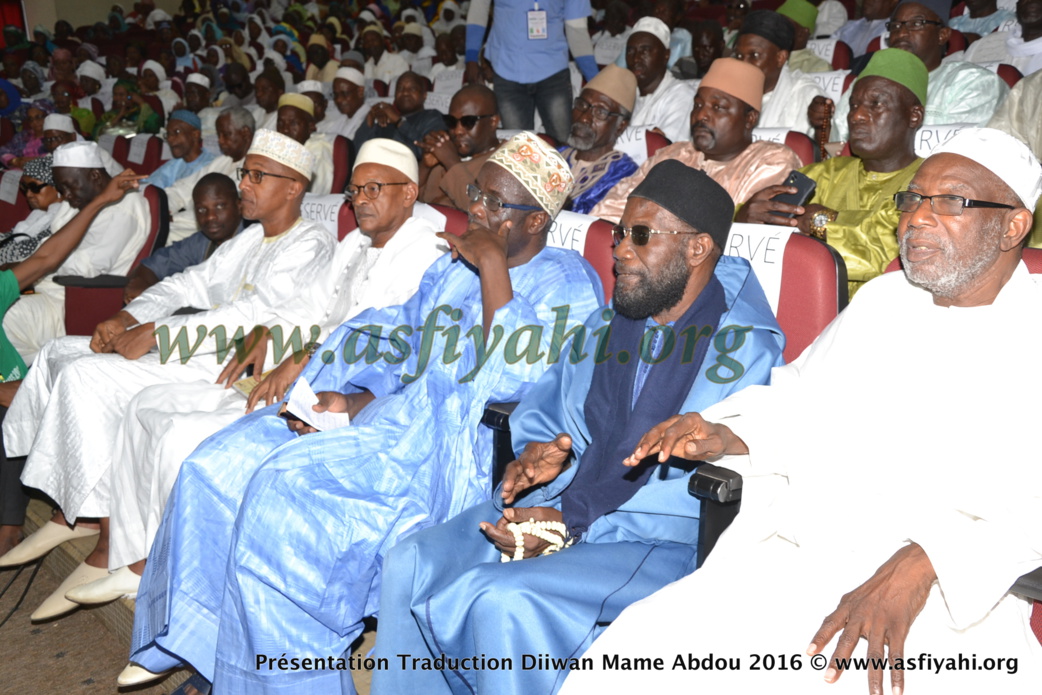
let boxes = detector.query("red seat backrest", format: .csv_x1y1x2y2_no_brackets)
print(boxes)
867,35,882,53
111,136,131,169
582,218,616,300
776,234,848,363
331,135,355,196
430,203,467,236
996,64,1023,89
0,169,31,229
645,130,671,159
338,202,357,240
785,131,816,167
0,118,14,147
832,40,852,70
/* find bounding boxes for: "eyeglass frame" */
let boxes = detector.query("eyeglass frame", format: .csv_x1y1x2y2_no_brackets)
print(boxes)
344,180,410,201
572,97,624,123
237,167,297,185
443,113,495,130
466,183,542,213
893,191,1015,217
885,18,944,32
612,224,701,246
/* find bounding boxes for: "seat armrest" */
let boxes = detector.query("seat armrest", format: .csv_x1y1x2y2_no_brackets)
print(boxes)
481,401,518,432
688,463,743,568
53,274,130,289
1012,566,1042,602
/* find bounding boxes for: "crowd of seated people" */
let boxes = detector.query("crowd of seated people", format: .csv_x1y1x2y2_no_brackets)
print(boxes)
0,0,1039,693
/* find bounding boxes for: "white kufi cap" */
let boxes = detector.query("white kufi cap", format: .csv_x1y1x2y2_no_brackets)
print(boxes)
247,128,315,180
933,127,1042,210
53,141,105,169
335,67,364,86
354,138,419,184
186,72,211,89
631,17,671,50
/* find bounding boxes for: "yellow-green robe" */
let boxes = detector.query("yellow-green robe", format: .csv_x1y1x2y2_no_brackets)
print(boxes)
800,155,922,296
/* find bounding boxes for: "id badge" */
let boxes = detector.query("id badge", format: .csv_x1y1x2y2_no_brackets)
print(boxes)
527,10,548,39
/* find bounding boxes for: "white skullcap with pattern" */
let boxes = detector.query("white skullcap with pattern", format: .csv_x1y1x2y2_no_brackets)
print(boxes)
487,131,573,216
247,129,314,180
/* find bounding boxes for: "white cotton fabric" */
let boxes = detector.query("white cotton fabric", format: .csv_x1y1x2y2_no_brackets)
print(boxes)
629,72,698,144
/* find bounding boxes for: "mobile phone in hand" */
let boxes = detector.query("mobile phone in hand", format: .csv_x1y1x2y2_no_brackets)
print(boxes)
769,170,816,219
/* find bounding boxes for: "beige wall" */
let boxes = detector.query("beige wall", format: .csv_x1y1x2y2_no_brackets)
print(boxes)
25,0,182,38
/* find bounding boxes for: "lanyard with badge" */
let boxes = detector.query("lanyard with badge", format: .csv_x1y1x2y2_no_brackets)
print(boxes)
528,1,548,39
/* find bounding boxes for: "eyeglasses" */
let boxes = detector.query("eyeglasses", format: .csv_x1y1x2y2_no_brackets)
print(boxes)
885,18,944,32
573,97,623,122
41,135,66,145
345,180,409,201
893,191,1015,216
612,224,700,246
19,180,48,195
466,184,541,213
236,167,297,185
443,113,494,130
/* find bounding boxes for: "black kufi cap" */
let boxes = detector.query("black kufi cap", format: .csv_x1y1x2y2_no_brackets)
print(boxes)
630,160,734,249
739,10,795,51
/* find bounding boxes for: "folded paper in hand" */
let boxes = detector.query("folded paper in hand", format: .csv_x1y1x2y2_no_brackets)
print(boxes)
285,378,352,431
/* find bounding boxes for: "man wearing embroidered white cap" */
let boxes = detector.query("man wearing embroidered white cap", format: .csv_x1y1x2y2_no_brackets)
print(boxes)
72,140,449,627
276,92,333,194
124,131,603,694
625,16,698,143
0,129,337,625
1,141,149,363
564,127,1042,695
325,66,368,140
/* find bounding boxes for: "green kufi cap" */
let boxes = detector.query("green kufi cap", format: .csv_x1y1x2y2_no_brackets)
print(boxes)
777,0,818,31
856,48,928,107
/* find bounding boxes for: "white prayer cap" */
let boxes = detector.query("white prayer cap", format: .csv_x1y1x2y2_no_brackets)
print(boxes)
334,67,364,86
278,92,314,116
186,72,211,89
359,9,377,23
76,60,106,83
247,128,314,180
631,17,671,50
53,141,105,169
933,128,1042,210
43,114,76,133
141,59,167,82
297,79,324,94
354,138,418,184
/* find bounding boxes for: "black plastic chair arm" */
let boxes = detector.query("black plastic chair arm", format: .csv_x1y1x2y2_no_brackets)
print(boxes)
688,466,1042,600
482,402,518,491
53,274,130,289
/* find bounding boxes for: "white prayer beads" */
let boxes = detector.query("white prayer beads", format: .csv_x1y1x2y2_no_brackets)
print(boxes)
499,518,573,562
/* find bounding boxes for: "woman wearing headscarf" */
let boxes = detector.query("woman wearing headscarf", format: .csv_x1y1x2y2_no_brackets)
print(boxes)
171,39,200,72
430,0,465,35
204,45,227,71
0,155,61,264
138,60,179,122
94,79,161,137
76,43,100,67
0,99,54,168
19,62,47,101
186,29,206,54
107,12,128,34
50,80,95,136
247,15,271,57
32,26,57,55
218,37,252,69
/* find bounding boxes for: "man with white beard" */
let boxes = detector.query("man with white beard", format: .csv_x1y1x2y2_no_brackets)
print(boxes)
557,65,639,215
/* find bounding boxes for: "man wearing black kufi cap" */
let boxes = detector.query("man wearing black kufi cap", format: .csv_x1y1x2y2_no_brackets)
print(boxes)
827,0,1008,142
734,9,825,135
371,160,785,695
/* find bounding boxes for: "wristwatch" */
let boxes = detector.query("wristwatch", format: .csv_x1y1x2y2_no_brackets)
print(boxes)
808,209,837,241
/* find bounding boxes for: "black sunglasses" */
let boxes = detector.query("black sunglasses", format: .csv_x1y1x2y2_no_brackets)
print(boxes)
19,180,48,195
443,114,494,130
612,224,701,246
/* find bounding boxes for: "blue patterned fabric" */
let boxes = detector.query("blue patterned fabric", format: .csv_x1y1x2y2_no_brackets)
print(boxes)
370,255,786,695
130,247,603,694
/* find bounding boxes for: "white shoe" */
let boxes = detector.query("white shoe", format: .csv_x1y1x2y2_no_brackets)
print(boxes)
0,521,100,567
117,663,170,687
65,565,141,604
29,561,109,621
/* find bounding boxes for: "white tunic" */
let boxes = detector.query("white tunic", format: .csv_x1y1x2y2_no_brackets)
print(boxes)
964,28,1042,77
630,72,698,144
5,218,336,521
106,215,448,568
365,51,410,85
757,64,824,136
2,191,150,363
305,132,335,196
563,264,1042,694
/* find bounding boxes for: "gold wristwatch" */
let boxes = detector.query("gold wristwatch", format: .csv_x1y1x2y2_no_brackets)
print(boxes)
808,209,837,241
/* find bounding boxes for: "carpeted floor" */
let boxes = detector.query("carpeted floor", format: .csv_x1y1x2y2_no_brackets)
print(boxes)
0,559,176,694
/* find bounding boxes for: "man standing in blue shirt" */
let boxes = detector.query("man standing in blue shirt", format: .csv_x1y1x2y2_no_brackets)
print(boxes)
464,0,599,144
